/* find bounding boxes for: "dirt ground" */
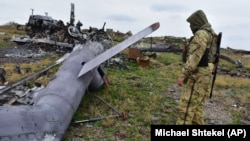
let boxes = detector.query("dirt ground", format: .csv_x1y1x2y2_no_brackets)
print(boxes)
169,82,250,125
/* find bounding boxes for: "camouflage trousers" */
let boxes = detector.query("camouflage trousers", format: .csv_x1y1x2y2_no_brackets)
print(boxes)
176,67,211,125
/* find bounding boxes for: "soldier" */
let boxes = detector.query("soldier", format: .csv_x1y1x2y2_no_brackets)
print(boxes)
176,10,216,125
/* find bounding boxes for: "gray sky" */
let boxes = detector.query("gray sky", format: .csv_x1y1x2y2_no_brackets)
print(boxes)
1,0,249,50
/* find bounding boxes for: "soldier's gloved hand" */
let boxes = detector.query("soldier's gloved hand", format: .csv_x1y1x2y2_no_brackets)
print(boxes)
177,77,185,87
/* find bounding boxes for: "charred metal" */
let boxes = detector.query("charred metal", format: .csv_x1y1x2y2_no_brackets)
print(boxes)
0,3,160,139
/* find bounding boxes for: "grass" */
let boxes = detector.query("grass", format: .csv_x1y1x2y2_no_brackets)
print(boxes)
3,54,60,86
0,25,25,47
216,75,250,88
63,51,250,140
63,53,181,140
1,25,250,140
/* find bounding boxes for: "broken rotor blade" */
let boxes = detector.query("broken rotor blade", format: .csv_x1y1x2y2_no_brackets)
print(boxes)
77,22,160,78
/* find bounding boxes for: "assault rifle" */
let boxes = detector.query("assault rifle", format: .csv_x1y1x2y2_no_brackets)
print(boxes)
209,32,222,98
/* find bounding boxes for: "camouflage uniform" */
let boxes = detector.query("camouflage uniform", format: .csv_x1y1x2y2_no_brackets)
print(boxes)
176,10,215,125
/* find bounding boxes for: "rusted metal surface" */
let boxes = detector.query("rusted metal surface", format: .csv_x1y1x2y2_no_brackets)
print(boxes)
136,56,150,68
128,48,142,61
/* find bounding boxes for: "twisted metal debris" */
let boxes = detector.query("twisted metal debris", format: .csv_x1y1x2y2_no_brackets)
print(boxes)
0,22,160,140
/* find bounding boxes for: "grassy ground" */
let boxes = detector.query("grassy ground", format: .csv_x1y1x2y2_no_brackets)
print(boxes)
0,25,24,47
1,25,250,141
63,51,250,140
63,52,183,141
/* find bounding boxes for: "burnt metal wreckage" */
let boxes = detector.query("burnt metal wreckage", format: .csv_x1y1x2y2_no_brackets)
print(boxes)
0,6,160,139
131,44,246,69
10,3,112,50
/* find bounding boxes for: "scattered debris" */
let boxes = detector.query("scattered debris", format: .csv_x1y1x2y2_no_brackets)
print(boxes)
128,48,142,61
10,3,113,51
74,114,121,124
0,21,159,140
137,56,150,68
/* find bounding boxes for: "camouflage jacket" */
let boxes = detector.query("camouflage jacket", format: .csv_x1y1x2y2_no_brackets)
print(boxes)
181,29,212,79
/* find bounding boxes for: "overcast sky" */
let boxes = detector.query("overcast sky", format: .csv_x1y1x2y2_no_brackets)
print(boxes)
0,0,249,50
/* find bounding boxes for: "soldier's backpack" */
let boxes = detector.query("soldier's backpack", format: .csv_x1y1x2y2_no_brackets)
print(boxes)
208,31,222,64
181,31,222,64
